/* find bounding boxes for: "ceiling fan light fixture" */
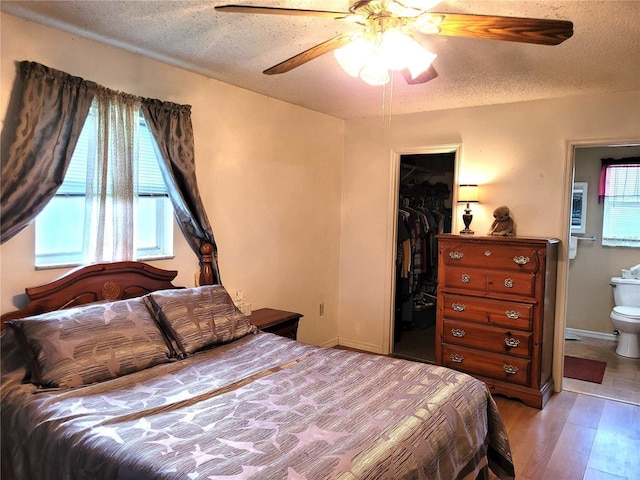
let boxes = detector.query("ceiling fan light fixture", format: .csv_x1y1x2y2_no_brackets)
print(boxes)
332,3,442,86
335,28,436,85
413,13,444,34
386,0,441,17
334,35,372,77
380,29,415,70
381,30,436,76
360,56,390,86
386,2,420,18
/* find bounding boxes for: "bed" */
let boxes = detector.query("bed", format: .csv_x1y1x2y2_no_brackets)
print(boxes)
1,261,515,480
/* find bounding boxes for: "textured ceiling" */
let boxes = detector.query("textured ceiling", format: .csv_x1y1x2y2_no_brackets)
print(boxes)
2,1,639,119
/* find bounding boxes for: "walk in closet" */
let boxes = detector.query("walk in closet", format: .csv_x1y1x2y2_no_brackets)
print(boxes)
393,152,455,363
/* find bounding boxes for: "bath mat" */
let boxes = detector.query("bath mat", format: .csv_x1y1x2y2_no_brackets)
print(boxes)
564,356,607,384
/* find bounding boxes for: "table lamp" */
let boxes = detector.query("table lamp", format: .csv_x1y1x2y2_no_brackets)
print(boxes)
458,184,479,234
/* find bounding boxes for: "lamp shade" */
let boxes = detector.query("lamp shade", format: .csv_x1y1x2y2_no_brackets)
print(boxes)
334,29,436,86
458,184,479,203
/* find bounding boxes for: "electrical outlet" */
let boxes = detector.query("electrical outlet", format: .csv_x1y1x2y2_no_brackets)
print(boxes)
319,303,324,316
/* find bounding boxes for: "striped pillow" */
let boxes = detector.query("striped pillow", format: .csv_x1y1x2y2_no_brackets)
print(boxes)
8,297,173,388
144,285,257,357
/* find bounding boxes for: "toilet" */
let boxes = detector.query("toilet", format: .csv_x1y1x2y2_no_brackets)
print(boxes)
610,277,640,358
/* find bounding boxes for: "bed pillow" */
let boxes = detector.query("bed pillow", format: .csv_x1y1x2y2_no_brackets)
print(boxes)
7,297,173,388
143,285,257,356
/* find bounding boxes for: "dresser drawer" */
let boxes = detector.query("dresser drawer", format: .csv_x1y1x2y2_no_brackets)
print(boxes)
444,267,536,297
443,319,532,358
442,243,541,272
443,267,487,291
442,293,533,330
486,271,536,297
442,344,531,386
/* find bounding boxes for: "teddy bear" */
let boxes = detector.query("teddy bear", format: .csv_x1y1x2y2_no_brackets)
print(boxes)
488,205,515,236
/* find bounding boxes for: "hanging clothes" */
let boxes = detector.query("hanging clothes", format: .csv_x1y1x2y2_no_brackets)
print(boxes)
396,182,452,331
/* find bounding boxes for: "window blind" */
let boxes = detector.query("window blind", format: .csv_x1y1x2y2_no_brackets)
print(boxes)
58,111,167,196
602,164,640,247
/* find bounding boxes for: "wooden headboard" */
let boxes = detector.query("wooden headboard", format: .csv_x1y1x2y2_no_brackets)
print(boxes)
1,261,179,325
1,240,220,326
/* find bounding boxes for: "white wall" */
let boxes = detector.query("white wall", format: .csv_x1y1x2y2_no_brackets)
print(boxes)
338,91,640,381
0,13,344,347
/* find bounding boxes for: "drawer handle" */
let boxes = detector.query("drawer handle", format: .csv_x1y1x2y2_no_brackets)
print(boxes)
449,251,464,260
461,274,470,283
450,353,464,363
484,250,492,256
452,303,466,312
505,337,520,348
505,310,521,319
504,278,514,288
513,255,530,265
451,328,466,338
503,364,520,375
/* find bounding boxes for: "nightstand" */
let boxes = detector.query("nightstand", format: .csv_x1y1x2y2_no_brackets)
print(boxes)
250,308,303,340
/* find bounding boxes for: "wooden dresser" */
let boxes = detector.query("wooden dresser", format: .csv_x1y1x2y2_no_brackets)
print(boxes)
435,234,559,409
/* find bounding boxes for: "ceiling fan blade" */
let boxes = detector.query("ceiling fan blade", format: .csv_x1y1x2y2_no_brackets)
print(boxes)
263,33,354,75
430,12,573,45
402,65,438,85
215,5,353,20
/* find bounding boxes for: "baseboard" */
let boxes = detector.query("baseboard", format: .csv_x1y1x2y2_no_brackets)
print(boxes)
336,337,386,355
565,327,617,342
318,337,339,348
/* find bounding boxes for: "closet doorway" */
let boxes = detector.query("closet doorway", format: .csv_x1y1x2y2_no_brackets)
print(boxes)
393,152,456,363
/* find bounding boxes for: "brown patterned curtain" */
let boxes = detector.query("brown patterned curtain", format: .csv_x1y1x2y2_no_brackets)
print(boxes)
1,61,97,243
140,99,221,284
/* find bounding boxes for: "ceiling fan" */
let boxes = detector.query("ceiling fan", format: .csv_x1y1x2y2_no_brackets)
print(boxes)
215,1,573,86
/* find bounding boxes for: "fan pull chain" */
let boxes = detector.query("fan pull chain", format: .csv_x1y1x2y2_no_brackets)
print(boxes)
380,80,386,145
379,74,396,145
387,74,394,133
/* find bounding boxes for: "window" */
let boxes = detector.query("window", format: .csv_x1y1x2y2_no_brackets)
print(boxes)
35,107,173,267
601,163,640,247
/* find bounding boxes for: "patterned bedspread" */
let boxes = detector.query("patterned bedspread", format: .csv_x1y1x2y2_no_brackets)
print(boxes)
1,331,514,480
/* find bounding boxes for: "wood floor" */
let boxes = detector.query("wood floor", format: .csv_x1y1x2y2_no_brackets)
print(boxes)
563,336,640,405
491,391,640,480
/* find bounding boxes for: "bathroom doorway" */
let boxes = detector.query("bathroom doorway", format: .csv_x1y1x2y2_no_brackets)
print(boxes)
563,141,640,404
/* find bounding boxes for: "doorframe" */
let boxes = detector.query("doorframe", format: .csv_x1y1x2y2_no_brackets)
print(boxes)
385,143,462,355
555,136,640,390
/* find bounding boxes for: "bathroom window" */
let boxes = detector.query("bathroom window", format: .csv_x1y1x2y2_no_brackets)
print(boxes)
600,161,640,247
